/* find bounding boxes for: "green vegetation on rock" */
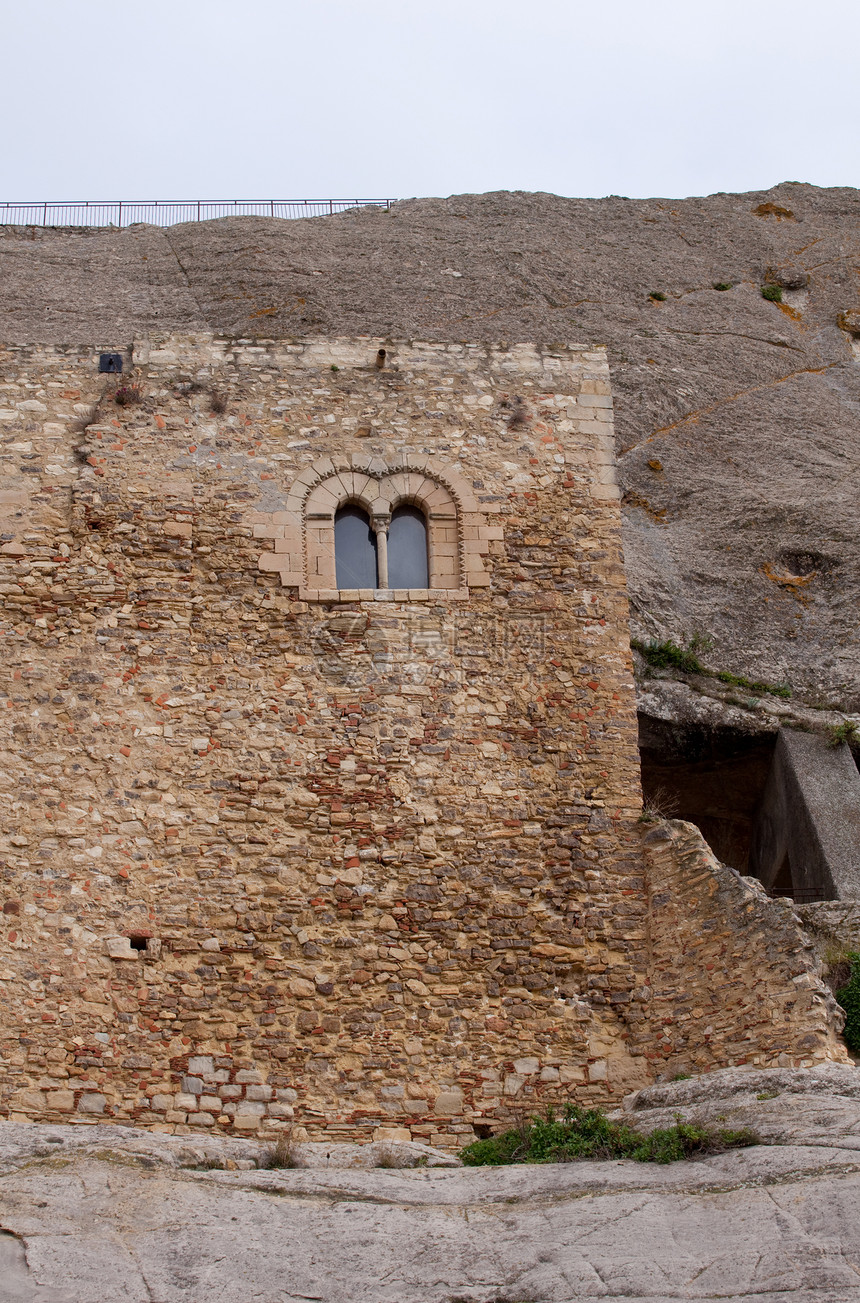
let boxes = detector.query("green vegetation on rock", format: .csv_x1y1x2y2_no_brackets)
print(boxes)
716,670,792,699
836,953,860,1054
631,638,792,699
631,638,705,675
827,720,860,750
460,1104,758,1167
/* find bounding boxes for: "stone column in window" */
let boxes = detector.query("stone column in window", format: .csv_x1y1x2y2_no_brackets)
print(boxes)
373,515,391,588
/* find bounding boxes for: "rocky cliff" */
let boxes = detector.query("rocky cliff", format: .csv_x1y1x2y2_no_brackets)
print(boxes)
1,182,858,719
4,1064,860,1302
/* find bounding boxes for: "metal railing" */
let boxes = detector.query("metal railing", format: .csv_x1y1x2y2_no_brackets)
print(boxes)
0,199,396,228
766,885,831,903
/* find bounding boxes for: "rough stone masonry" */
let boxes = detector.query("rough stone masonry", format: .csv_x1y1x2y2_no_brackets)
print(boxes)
0,332,845,1145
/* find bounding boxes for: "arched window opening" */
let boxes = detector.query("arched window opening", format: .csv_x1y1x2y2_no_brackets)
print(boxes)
335,506,378,589
388,505,429,589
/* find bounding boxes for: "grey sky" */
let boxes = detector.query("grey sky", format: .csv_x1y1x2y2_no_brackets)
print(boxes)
3,0,858,202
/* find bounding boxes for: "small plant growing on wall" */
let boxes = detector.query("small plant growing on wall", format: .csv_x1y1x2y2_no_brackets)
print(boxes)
761,284,783,303
500,395,529,431
114,384,142,406
209,391,228,415
649,291,667,301
639,784,680,824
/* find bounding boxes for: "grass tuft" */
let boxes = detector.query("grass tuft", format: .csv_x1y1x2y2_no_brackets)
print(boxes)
259,1132,303,1169
716,670,791,699
827,720,859,750
761,284,783,303
631,638,705,674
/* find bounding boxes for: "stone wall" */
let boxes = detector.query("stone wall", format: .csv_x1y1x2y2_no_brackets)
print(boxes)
643,821,848,1076
0,334,650,1144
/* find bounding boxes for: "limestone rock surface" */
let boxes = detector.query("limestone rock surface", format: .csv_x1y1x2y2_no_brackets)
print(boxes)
4,1064,860,1302
1,183,859,712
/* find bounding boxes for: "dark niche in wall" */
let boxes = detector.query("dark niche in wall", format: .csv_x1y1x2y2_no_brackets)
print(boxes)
638,714,776,874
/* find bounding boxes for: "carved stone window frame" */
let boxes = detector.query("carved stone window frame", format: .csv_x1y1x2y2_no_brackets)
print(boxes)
256,452,499,601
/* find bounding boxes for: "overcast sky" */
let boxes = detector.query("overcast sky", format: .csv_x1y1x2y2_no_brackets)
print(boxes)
3,0,858,203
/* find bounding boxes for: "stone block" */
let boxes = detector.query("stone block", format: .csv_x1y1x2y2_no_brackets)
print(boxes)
45,1090,75,1110
245,1084,273,1101
104,936,139,960
268,1103,295,1119
232,1114,263,1130
373,1126,412,1142
434,1090,465,1116
77,1093,107,1113
13,1089,47,1111
236,1101,267,1116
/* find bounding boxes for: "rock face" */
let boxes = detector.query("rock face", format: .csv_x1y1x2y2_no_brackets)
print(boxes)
4,1064,860,1302
1,183,858,713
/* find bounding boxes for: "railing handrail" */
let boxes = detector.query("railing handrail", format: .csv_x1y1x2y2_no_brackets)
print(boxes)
0,199,396,228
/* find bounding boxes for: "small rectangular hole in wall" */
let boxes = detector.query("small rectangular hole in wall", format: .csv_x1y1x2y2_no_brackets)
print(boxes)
99,352,123,374
128,935,149,952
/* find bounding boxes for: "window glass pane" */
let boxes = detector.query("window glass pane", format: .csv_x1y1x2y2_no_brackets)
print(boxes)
335,507,378,588
388,506,429,589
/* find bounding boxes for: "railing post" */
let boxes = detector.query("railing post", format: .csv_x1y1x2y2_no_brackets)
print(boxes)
197,200,200,222
118,201,122,228
43,201,47,226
